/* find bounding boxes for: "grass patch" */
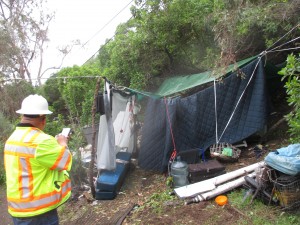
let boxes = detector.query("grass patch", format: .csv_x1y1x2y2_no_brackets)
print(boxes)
138,189,177,214
228,188,300,225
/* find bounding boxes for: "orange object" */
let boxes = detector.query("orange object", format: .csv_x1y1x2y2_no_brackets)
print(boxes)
215,195,228,206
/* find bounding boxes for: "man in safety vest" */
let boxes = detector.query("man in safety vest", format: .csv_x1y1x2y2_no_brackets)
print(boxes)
4,94,72,225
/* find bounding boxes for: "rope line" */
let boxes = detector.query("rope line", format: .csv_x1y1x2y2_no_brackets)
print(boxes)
216,56,262,143
265,23,299,52
213,79,218,144
214,24,299,143
267,36,300,52
164,97,177,162
267,46,300,53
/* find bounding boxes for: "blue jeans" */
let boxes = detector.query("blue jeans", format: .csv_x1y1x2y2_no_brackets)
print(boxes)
12,209,59,225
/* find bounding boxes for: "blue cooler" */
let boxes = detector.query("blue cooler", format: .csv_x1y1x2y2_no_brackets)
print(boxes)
95,152,131,200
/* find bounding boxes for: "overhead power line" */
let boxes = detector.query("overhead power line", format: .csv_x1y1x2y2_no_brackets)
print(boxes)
81,0,135,49
65,0,135,67
82,1,147,65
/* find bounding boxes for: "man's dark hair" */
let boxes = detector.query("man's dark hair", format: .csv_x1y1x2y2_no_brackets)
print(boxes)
24,114,42,118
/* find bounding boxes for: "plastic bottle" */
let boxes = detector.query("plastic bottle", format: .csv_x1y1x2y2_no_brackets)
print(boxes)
171,156,189,188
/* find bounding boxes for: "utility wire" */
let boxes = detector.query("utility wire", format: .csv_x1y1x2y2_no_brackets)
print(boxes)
1,19,298,84
82,1,147,65
62,0,134,67
81,0,135,49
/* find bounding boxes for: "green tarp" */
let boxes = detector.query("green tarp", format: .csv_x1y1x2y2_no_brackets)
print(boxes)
126,56,257,98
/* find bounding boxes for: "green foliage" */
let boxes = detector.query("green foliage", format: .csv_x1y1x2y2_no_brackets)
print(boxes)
138,190,176,214
68,127,88,186
0,112,14,142
56,65,101,126
166,176,173,187
0,141,6,185
278,54,300,142
228,189,300,225
0,81,34,121
211,0,299,66
38,76,67,117
95,0,299,92
43,114,66,137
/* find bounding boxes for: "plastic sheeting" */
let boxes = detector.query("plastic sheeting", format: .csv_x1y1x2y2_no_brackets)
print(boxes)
114,103,134,152
97,81,116,170
96,87,137,170
265,144,300,176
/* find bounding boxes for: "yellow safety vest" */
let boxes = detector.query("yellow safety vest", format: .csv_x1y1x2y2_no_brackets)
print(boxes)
4,126,72,217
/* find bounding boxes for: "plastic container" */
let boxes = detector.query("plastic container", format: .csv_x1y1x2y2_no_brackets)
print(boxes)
171,156,189,188
215,195,228,206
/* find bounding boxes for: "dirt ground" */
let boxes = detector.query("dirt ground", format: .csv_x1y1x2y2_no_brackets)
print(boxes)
0,185,11,225
1,139,285,225
55,88,292,225
0,88,294,225
62,141,289,225
0,132,293,225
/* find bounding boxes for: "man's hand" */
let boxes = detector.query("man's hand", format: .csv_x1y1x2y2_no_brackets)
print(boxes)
55,134,69,147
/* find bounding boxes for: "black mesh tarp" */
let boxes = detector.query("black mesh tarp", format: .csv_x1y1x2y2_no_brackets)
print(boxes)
138,59,269,172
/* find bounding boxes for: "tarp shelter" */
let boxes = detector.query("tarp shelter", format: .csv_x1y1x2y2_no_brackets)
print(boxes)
134,57,270,172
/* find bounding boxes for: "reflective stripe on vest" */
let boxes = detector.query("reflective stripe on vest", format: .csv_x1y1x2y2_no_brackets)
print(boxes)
8,180,71,212
5,129,40,157
22,129,40,143
4,142,36,157
50,146,71,171
19,157,32,199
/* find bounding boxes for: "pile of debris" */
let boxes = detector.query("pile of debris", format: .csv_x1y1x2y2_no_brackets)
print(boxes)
172,142,300,211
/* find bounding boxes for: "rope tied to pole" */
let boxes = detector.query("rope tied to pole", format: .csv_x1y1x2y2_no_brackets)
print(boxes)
164,97,177,163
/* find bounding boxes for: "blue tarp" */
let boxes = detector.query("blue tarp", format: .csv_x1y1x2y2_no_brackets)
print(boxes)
265,144,300,176
138,58,270,172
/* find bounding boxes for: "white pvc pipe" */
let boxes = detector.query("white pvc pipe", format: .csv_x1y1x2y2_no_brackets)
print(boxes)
186,172,256,204
175,161,265,199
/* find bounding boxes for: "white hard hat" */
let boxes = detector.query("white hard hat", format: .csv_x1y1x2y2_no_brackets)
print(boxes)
16,94,53,115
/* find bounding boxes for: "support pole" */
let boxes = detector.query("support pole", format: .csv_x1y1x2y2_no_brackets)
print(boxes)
89,77,101,198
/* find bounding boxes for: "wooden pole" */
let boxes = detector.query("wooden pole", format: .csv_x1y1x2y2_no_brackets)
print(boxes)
89,77,101,198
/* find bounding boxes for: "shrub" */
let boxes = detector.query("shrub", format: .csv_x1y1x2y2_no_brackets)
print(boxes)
0,141,6,185
0,112,14,142
278,53,300,142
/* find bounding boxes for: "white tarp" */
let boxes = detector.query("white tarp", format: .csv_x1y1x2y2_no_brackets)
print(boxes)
96,86,138,170
96,81,116,170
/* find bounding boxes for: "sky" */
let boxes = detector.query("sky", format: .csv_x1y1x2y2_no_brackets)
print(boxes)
35,0,134,79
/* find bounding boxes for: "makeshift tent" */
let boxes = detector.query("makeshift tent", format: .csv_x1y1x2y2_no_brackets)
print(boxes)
136,57,270,172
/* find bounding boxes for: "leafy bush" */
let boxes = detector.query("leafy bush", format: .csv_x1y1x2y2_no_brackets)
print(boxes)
278,54,300,142
0,81,34,121
0,141,6,185
43,114,66,137
68,127,89,186
0,112,14,142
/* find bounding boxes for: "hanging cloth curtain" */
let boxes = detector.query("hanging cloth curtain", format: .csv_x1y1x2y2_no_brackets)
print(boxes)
114,99,134,153
96,80,116,170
